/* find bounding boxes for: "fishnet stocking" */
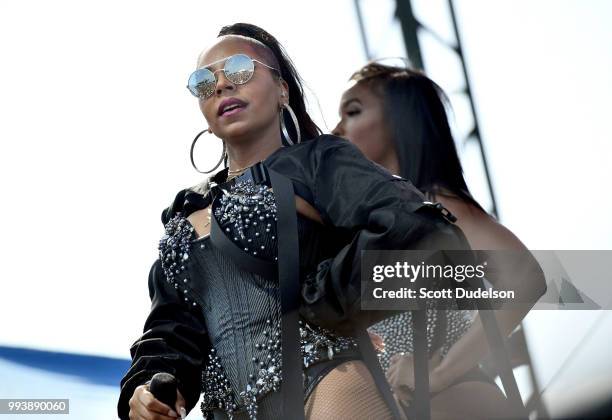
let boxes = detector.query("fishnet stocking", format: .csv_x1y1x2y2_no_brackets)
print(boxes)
305,360,393,420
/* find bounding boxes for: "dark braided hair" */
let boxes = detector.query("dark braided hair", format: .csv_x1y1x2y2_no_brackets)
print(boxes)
218,23,321,142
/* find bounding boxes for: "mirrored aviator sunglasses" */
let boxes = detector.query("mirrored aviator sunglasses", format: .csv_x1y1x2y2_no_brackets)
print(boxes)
187,53,279,99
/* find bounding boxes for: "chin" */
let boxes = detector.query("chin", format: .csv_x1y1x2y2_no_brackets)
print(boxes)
216,121,254,142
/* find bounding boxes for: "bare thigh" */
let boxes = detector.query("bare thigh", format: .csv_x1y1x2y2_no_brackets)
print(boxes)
305,360,393,420
430,381,510,420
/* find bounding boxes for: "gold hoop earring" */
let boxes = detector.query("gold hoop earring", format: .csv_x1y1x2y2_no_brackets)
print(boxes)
279,103,301,145
190,128,227,174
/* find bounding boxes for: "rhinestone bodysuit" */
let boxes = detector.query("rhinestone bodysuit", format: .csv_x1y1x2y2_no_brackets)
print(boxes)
159,179,357,419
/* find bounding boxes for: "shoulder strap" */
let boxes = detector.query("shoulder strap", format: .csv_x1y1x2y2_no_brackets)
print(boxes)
266,165,304,419
356,329,404,420
209,162,305,418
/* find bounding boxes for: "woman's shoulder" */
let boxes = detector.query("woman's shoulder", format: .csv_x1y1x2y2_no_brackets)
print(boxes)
473,216,527,251
435,195,526,250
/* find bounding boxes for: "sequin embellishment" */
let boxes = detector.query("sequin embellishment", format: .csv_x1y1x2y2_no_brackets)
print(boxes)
158,213,198,308
213,178,278,260
199,321,358,419
370,308,473,371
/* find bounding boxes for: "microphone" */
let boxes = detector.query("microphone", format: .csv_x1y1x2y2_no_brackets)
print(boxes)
149,372,178,410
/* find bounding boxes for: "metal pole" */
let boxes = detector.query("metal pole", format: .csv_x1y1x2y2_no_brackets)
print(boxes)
354,0,373,60
447,0,499,218
395,0,424,69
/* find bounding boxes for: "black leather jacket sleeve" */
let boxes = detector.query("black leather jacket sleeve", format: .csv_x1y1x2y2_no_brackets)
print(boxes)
300,137,469,332
117,259,210,420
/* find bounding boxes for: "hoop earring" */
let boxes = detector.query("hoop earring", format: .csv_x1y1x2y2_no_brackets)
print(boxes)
279,103,301,145
190,128,227,174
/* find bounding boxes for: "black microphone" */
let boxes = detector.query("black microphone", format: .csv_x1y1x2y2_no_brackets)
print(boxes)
149,372,178,410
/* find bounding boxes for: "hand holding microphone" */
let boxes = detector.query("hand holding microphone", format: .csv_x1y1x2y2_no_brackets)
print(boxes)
128,372,187,419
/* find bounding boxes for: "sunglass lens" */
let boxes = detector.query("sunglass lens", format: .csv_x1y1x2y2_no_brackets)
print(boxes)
188,68,216,98
225,54,254,85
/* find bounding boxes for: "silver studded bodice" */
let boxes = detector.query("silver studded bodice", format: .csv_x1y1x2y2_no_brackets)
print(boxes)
158,179,357,420
213,179,279,261
369,308,474,372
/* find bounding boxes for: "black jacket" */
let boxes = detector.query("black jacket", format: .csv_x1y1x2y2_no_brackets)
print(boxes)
117,135,469,419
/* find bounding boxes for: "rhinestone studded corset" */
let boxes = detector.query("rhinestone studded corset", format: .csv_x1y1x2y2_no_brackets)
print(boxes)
369,309,473,371
160,178,358,419
213,178,279,261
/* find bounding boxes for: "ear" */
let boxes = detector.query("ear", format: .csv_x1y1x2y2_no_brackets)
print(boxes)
278,78,289,103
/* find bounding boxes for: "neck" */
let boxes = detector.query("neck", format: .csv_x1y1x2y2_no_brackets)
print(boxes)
225,125,284,172
379,151,400,177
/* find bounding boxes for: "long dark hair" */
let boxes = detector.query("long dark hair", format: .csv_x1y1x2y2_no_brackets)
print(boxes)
218,23,321,142
351,63,483,210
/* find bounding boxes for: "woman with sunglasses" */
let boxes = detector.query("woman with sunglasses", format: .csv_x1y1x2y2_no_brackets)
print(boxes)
117,24,469,420
333,63,546,419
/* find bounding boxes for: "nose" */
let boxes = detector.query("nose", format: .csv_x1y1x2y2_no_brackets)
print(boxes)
332,120,344,137
214,70,235,96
